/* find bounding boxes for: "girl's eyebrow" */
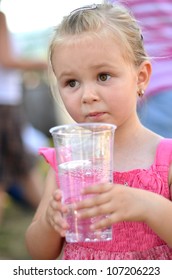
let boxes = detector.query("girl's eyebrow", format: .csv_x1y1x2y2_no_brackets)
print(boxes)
57,71,74,80
89,63,118,70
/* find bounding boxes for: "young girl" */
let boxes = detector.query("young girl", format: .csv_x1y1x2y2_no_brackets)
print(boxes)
25,2,172,260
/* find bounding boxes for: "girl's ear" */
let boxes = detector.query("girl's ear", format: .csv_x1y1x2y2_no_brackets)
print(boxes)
137,60,152,90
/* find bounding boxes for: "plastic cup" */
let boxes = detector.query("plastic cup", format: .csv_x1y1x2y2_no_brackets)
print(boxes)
50,123,116,243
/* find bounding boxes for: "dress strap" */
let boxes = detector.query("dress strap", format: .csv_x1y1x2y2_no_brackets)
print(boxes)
154,138,172,166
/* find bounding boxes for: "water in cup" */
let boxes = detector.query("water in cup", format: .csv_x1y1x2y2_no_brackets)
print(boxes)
58,159,112,242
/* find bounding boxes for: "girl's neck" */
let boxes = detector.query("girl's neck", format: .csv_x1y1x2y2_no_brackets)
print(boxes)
113,118,162,172
114,118,145,149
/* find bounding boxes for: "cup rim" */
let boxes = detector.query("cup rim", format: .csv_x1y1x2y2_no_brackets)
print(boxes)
49,122,116,135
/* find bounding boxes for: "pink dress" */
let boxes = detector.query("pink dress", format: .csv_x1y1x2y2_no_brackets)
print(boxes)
39,138,172,260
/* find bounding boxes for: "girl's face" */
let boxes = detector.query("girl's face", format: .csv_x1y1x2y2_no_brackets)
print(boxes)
52,34,149,127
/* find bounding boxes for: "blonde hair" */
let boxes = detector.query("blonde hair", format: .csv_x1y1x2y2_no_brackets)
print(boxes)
48,2,149,114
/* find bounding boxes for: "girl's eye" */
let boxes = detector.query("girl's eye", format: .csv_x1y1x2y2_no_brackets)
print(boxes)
68,80,76,87
67,80,79,88
98,73,111,82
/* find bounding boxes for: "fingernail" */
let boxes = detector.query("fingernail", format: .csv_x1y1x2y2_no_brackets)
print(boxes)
81,187,86,194
76,211,81,218
61,230,66,237
90,224,95,230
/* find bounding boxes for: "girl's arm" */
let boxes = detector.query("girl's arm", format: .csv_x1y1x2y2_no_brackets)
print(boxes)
25,168,66,260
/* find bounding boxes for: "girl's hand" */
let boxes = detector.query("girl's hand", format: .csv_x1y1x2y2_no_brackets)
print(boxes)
74,183,149,230
46,189,69,237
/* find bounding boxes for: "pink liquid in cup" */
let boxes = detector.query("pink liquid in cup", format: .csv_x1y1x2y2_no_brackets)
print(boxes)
58,159,112,242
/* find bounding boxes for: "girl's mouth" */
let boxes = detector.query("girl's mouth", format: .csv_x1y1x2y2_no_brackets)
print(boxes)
87,112,106,120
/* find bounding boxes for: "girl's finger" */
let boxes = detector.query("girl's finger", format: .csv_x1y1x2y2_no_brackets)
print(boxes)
50,197,68,214
52,213,69,233
75,191,111,210
81,183,113,195
53,189,62,200
90,214,115,230
76,201,112,219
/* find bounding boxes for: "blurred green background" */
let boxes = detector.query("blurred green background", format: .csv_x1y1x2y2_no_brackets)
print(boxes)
0,196,34,260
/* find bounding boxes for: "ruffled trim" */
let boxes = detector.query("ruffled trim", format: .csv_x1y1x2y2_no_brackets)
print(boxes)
63,244,172,260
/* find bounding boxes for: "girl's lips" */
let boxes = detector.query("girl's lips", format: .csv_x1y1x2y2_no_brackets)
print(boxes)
89,112,104,116
87,112,106,120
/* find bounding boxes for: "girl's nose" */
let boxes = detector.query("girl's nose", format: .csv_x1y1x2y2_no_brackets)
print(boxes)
81,85,100,104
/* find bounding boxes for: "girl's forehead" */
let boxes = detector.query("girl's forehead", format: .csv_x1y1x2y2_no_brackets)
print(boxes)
53,33,122,60
52,32,132,65
57,31,119,47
